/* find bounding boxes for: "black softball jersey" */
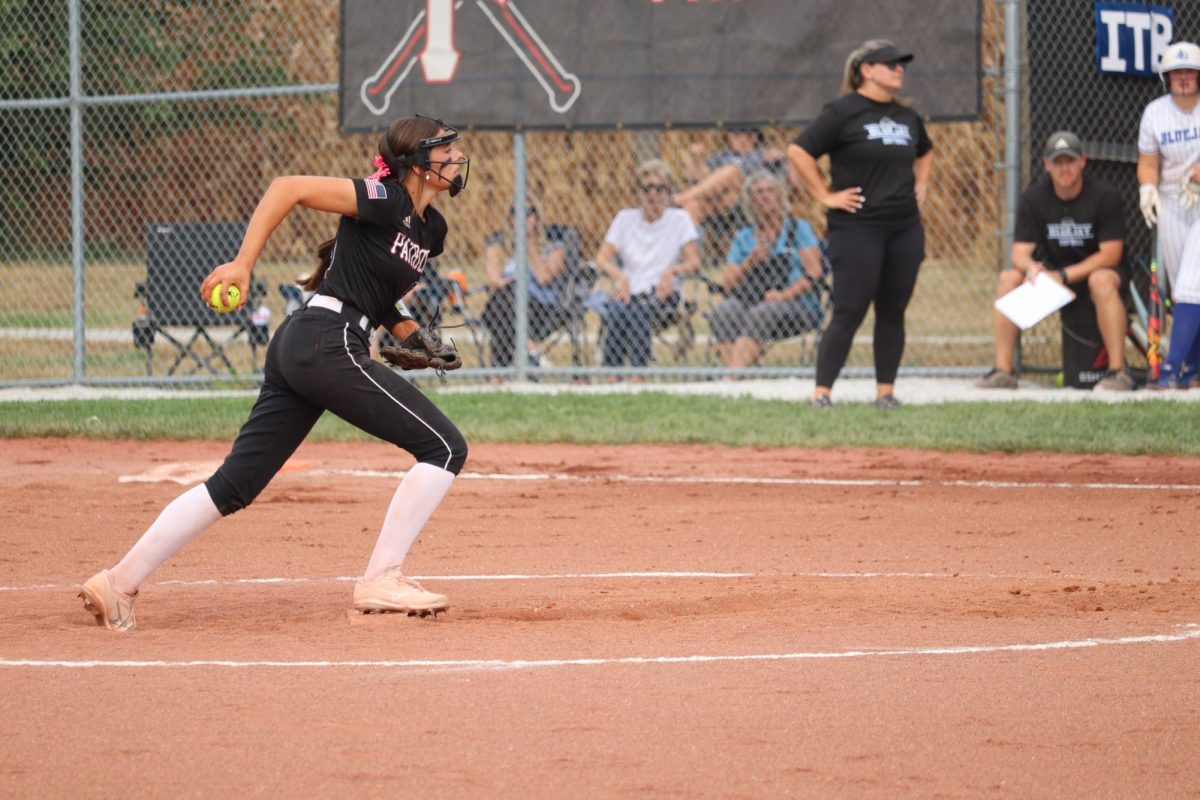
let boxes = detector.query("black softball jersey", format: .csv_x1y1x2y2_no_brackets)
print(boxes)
319,177,448,327
793,94,933,229
1013,174,1125,270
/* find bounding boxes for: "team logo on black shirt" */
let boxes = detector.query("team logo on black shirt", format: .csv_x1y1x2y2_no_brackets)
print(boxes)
390,231,431,273
864,117,912,146
1047,217,1093,247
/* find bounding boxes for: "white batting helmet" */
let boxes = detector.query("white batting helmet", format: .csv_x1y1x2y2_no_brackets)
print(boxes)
1159,41,1200,89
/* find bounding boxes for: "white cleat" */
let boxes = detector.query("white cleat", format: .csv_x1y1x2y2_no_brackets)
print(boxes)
353,567,449,617
79,569,137,632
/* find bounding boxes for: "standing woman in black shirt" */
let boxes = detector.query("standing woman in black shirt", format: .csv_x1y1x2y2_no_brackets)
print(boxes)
787,40,934,408
79,116,470,631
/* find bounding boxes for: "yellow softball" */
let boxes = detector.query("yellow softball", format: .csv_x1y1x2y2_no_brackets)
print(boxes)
210,283,240,314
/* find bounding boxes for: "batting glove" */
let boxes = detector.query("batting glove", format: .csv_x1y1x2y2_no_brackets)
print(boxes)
1182,176,1200,210
1139,184,1160,228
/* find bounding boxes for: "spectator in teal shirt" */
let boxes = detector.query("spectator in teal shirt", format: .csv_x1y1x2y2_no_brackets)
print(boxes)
708,171,826,369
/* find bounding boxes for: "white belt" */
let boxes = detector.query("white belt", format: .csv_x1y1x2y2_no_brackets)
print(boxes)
308,294,368,331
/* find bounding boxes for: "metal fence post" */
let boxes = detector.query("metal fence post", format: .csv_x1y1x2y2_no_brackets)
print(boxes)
1001,0,1022,268
70,0,85,380
513,131,529,382
1001,0,1024,373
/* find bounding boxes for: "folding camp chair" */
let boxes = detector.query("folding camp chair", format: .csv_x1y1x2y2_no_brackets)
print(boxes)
132,221,267,376
532,224,599,368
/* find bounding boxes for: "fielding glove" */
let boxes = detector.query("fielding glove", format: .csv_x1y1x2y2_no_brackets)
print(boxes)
380,328,462,373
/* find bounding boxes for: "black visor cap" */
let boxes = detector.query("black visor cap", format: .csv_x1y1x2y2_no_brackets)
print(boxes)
861,45,914,65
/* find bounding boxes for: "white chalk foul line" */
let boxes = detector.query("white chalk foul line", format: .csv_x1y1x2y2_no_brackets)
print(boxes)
0,571,1035,593
325,469,1200,492
114,464,1200,491
0,571,982,593
2,626,1197,672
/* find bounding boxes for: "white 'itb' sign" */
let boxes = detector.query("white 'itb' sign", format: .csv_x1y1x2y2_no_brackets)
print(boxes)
339,0,984,131
1095,1,1175,77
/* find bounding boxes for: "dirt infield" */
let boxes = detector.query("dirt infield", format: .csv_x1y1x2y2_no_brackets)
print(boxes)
1,438,1197,798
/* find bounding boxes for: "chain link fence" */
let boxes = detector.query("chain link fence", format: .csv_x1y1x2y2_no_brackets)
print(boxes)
2,0,1012,388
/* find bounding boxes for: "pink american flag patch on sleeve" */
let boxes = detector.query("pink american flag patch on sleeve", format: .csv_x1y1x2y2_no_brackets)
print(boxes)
364,178,387,200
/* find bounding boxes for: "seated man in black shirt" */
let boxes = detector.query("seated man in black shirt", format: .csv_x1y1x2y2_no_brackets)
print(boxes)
976,131,1133,391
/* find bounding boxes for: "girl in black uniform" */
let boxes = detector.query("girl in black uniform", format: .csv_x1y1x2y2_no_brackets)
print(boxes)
79,116,470,631
787,40,934,409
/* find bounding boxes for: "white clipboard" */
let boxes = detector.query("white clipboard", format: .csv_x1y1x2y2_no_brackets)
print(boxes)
994,271,1076,330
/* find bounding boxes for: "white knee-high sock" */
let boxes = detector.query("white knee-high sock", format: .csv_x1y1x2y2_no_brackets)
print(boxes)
109,483,223,594
364,463,456,581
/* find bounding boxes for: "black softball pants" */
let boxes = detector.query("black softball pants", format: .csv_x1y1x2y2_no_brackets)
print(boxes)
816,220,925,388
204,303,468,516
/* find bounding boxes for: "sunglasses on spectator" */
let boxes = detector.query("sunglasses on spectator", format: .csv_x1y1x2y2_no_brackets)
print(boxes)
878,60,906,71
640,183,670,193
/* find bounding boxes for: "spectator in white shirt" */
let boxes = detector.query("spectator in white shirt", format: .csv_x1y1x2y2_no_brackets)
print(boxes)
594,159,701,373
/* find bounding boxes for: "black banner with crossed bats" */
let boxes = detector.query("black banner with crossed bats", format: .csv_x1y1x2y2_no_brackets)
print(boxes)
339,0,982,132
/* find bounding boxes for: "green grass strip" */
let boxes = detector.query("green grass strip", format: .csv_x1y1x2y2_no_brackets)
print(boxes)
0,393,1195,456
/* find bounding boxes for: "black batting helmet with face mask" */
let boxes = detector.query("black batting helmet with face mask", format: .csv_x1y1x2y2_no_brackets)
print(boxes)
381,116,471,197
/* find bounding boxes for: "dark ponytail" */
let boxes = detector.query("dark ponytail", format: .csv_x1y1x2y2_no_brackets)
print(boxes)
302,237,336,292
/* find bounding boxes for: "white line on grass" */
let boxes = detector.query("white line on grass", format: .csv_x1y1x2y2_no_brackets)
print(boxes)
2,626,1196,672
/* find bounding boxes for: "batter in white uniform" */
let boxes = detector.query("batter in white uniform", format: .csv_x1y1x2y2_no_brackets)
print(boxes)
1138,41,1200,388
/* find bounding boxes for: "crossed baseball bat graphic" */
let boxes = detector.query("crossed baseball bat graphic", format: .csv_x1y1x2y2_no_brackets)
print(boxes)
360,0,583,117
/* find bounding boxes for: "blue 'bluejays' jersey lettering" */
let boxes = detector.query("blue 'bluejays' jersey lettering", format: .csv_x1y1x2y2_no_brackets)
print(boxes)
1161,126,1200,145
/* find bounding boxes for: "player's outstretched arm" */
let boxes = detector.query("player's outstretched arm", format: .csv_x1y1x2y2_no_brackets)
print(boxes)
200,177,358,309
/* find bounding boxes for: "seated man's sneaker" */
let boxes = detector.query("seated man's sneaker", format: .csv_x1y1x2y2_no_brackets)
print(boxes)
79,570,137,632
974,368,1018,389
1095,368,1135,391
354,567,449,616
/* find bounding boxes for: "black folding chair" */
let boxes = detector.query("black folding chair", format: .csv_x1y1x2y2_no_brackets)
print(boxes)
132,221,267,376
535,224,598,368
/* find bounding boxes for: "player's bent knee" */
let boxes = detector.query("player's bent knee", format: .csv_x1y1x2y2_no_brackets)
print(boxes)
411,425,468,475
204,472,257,516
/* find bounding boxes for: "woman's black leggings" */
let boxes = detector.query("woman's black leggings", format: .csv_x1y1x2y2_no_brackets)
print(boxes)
816,220,925,388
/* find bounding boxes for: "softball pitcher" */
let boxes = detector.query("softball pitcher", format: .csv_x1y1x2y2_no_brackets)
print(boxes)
80,116,470,631
1138,41,1200,388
